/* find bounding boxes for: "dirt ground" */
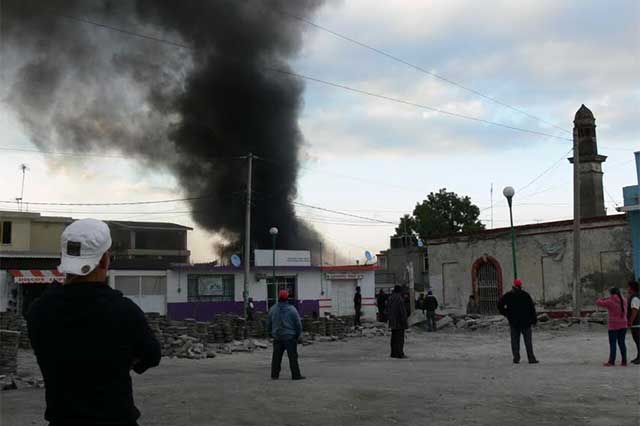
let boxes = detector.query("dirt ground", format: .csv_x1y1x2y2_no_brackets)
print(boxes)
1,328,639,426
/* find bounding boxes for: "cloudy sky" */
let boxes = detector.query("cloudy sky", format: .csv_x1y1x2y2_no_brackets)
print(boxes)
0,0,638,262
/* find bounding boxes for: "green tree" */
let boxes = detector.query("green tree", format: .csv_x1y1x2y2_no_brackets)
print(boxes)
395,189,484,241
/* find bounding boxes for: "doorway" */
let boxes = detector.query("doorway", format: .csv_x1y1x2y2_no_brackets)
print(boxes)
267,276,297,309
333,280,357,316
472,257,503,315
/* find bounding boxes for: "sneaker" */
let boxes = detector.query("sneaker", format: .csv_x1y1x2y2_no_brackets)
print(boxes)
529,359,539,364
513,358,520,364
603,362,615,367
631,358,640,365
292,376,306,381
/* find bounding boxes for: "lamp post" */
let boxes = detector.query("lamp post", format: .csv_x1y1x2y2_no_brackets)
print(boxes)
269,227,278,293
503,186,518,280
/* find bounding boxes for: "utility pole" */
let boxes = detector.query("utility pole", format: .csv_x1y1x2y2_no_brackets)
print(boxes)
572,132,582,317
490,183,494,230
243,153,253,323
16,164,28,211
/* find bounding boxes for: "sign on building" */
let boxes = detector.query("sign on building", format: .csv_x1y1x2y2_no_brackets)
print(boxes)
254,250,311,267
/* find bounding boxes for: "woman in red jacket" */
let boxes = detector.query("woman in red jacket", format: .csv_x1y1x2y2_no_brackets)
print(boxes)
596,287,628,367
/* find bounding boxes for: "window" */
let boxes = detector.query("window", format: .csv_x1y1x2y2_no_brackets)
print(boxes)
1,221,12,244
377,255,387,270
187,275,235,301
115,276,140,296
267,276,297,309
115,275,167,297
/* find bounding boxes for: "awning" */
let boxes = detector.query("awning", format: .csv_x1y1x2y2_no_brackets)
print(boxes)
8,269,65,284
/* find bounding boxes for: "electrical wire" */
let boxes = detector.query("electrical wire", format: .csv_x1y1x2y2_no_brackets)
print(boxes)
40,9,572,142
272,7,570,135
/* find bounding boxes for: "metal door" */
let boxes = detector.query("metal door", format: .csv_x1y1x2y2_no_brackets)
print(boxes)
334,281,356,316
476,263,499,315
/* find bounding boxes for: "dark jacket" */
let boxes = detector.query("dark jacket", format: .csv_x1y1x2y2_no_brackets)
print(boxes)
424,295,438,312
266,302,302,340
498,288,537,328
354,292,362,308
376,293,388,311
27,282,161,426
386,293,409,330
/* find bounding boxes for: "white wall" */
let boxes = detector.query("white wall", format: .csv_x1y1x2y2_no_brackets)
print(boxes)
108,270,169,315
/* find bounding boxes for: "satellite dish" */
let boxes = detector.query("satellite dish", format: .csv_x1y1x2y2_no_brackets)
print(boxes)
231,255,241,268
417,240,424,248
364,251,373,262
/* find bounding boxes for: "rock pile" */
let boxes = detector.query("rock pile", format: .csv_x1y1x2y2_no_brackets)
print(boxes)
0,330,20,375
0,313,30,349
428,311,610,332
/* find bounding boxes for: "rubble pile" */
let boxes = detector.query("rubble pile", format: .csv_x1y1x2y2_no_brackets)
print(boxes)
428,311,610,332
0,330,20,375
0,313,30,349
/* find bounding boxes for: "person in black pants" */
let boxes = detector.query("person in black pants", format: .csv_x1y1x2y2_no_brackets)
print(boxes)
627,281,640,365
267,290,305,380
498,278,539,364
424,290,439,332
354,286,362,327
386,285,409,358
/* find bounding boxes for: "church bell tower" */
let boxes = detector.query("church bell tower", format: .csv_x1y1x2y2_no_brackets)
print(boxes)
568,104,607,218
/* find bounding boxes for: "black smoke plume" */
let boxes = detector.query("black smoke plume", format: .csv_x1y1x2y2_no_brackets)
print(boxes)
2,0,324,252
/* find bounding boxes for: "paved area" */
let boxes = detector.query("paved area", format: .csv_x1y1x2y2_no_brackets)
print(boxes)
2,329,639,426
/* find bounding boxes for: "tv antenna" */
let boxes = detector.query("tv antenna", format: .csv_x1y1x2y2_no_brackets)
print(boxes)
16,164,29,211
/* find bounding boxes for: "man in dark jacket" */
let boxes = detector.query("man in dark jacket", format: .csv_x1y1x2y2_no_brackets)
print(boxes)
376,289,388,322
27,219,161,426
354,286,362,326
498,278,539,364
267,290,305,380
386,285,409,358
424,290,439,332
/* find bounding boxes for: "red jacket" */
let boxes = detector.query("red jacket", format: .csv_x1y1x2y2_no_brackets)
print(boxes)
596,295,628,330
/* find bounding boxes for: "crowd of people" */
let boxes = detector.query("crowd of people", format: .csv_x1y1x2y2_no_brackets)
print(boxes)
23,218,640,426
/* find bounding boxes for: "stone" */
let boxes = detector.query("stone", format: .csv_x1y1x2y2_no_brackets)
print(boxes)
436,316,454,330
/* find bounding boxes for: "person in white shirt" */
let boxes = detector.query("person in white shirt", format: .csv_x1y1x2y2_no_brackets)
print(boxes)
627,281,640,365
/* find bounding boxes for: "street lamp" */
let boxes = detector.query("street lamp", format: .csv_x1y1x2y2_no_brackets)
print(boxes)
503,186,518,280
269,227,279,291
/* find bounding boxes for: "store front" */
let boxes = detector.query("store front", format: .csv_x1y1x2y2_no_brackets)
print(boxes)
6,269,65,316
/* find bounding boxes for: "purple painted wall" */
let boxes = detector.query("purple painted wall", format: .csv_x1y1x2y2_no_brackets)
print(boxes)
167,300,320,321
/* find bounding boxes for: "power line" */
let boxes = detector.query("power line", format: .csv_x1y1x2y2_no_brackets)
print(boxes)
517,147,573,194
273,7,570,135
0,197,203,206
293,201,397,224
44,9,572,142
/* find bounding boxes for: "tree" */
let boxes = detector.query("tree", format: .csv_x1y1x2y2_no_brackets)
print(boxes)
394,189,484,242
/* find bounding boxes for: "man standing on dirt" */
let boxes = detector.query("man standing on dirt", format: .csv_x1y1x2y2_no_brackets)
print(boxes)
498,278,539,364
354,286,362,326
267,290,305,380
376,289,388,322
627,280,640,364
27,219,161,426
386,285,409,358
424,290,439,332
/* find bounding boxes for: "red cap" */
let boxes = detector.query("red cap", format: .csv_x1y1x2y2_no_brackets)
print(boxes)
513,278,523,287
278,290,289,301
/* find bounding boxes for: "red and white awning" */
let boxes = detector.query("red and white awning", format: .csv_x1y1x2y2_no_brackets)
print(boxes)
8,269,65,284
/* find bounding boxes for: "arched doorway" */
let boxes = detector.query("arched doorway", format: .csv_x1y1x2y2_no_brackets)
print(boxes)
471,256,503,315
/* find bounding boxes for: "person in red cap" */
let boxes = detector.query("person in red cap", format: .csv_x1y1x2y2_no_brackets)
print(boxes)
498,278,539,364
266,289,305,380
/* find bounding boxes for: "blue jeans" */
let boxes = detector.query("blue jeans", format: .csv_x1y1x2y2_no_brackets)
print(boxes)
608,328,627,364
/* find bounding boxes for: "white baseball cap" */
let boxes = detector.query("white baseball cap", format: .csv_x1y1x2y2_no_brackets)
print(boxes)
59,219,112,276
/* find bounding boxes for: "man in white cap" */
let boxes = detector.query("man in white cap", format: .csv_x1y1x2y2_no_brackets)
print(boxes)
27,218,161,426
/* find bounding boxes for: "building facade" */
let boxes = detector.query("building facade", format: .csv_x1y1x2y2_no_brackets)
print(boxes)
164,261,377,321
375,235,428,293
427,215,632,314
0,211,191,316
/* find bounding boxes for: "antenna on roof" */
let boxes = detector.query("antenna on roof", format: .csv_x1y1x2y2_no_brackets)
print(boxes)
16,164,29,211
